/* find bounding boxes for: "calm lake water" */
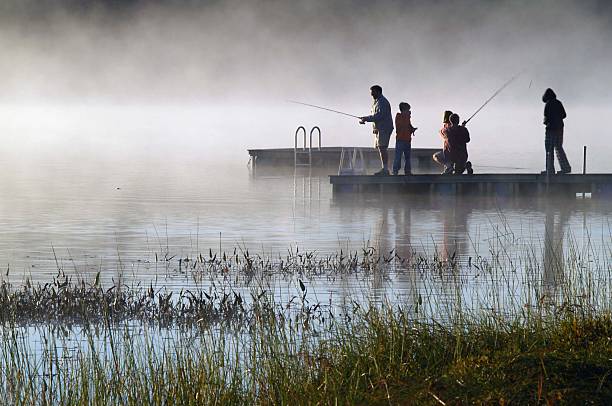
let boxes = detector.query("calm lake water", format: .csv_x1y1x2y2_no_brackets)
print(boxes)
0,105,610,316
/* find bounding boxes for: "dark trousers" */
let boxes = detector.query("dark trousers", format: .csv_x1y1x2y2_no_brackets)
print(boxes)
392,140,411,174
454,160,467,174
545,128,571,173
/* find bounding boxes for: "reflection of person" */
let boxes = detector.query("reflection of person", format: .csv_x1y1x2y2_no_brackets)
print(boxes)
390,204,419,311
392,205,413,263
371,203,391,302
392,102,417,176
359,85,394,176
439,197,470,262
433,110,454,174
542,88,571,175
542,206,569,298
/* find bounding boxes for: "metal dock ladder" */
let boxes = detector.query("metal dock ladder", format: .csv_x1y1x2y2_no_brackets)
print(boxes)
338,147,366,175
294,126,321,168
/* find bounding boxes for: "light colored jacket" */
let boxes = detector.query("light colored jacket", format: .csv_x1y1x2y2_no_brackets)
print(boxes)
363,95,394,135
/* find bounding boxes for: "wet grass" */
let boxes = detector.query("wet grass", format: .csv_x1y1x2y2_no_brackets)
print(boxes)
0,243,611,404
0,246,372,327
0,269,249,327
1,303,610,404
249,310,612,405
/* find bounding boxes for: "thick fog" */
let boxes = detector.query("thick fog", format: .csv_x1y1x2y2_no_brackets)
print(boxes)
1,0,611,169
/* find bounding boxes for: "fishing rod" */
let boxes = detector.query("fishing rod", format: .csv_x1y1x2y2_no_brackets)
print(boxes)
287,100,361,119
463,73,521,125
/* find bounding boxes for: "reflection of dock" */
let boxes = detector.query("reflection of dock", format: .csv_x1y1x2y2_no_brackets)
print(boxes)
330,173,612,198
248,147,439,170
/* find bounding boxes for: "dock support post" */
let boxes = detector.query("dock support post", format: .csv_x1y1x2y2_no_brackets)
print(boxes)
582,146,587,198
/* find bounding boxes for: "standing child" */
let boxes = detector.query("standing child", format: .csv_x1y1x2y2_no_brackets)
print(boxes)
392,102,417,175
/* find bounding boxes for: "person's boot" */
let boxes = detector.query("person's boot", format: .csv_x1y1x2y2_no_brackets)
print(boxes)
374,168,390,176
466,161,473,175
442,165,454,175
557,160,572,174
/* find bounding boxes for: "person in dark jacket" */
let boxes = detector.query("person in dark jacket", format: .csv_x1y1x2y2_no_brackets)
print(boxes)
542,88,571,174
446,113,472,174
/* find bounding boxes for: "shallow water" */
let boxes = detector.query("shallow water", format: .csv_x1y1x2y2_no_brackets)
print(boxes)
0,105,611,318
2,153,609,279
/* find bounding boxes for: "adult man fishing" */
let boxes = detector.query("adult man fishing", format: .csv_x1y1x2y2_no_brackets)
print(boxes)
542,88,571,175
359,85,394,176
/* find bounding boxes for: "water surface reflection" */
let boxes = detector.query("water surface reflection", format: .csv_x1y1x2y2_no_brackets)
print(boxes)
0,160,610,314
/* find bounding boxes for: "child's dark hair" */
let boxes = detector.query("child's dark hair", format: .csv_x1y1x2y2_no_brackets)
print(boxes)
399,102,411,112
443,110,453,123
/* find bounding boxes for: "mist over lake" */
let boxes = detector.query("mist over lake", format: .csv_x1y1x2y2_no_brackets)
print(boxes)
0,1,611,404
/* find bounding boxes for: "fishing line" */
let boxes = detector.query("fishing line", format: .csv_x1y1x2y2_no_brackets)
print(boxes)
287,100,361,119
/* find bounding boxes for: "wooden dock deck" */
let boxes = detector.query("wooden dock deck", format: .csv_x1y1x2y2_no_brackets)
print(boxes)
248,147,439,170
330,173,612,198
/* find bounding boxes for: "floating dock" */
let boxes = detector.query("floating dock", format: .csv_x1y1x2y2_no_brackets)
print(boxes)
248,147,439,170
330,173,612,198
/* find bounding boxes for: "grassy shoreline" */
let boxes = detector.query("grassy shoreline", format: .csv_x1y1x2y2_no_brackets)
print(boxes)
0,245,610,404
1,302,611,404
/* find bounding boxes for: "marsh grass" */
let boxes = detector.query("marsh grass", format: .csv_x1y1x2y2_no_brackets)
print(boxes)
1,303,610,405
0,236,611,404
0,270,248,327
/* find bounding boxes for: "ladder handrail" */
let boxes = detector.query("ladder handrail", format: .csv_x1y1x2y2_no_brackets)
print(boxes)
294,126,308,168
309,126,321,150
295,126,321,169
294,126,307,151
338,147,365,175
338,148,345,175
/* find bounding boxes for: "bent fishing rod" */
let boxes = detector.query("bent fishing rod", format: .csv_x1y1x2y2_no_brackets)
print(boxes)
291,72,520,125
463,72,521,125
287,100,361,119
